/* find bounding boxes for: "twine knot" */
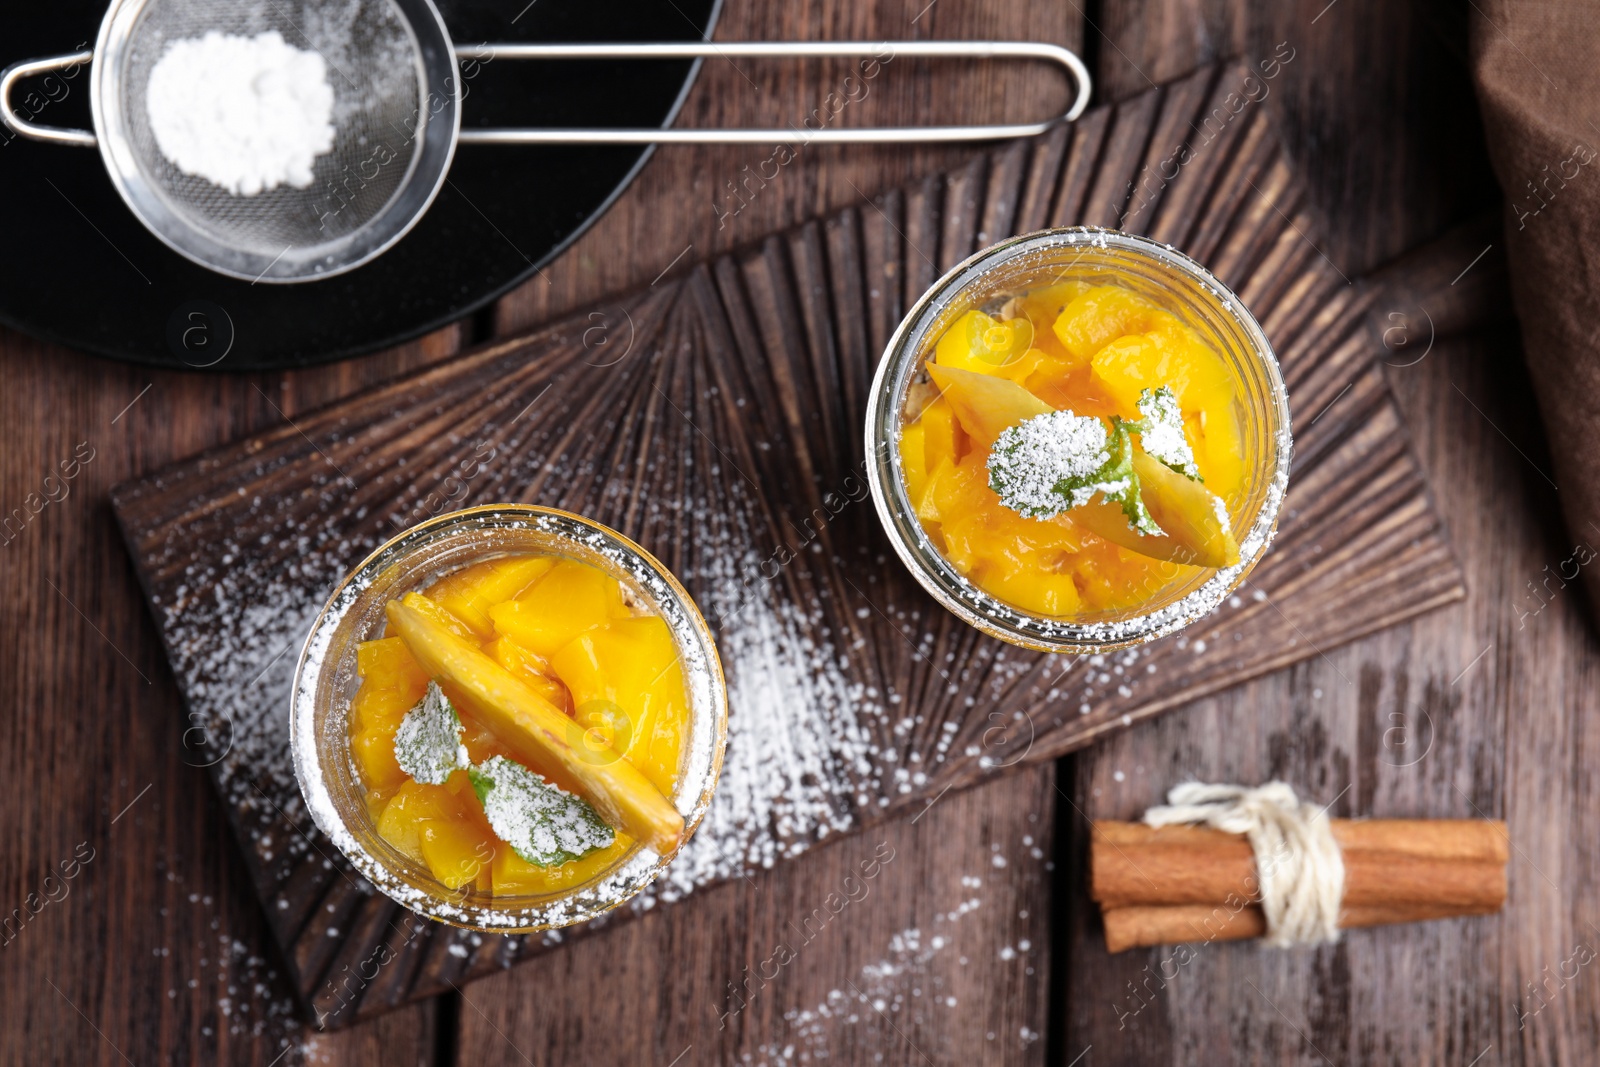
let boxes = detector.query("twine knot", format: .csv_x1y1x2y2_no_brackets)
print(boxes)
1143,781,1344,947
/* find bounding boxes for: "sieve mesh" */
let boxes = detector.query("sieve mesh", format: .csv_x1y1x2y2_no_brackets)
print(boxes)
118,0,425,259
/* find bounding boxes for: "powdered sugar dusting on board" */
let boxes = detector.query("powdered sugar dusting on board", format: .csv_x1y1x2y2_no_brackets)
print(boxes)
649,491,882,898
166,558,358,811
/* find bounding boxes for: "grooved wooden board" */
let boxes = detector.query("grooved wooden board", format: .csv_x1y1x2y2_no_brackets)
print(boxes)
109,62,1462,1027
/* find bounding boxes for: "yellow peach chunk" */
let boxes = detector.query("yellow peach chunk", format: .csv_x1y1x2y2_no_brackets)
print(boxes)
1090,323,1235,419
934,310,1040,381
551,616,688,795
899,421,929,509
351,684,420,733
981,563,1081,617
488,559,626,656
491,836,633,896
357,637,431,693
375,779,461,862
352,716,407,791
1053,286,1164,361
1196,403,1244,498
429,556,558,638
419,816,496,890
920,397,962,470
489,635,575,716
1015,280,1092,331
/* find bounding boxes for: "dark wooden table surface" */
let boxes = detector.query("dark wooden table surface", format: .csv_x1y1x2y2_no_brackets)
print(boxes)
5,1,1591,1064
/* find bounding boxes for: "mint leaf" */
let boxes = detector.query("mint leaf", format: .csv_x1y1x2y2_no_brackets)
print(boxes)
989,410,1115,518
988,410,1163,535
467,766,493,805
1086,419,1163,536
393,681,468,785
1127,386,1200,481
469,755,614,867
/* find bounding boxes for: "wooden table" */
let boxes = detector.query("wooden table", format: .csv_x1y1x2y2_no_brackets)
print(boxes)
3,1,1587,1064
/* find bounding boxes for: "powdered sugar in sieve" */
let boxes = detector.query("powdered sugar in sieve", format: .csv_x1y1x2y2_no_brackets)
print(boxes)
145,30,335,196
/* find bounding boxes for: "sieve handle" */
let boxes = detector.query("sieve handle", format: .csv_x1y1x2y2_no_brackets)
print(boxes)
452,40,1090,145
1,52,97,147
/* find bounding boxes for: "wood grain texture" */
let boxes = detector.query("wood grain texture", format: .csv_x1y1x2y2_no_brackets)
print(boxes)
106,61,1461,1028
1089,0,1500,273
0,324,462,1067
0,0,1528,1063
455,765,1056,1066
1061,311,1600,1066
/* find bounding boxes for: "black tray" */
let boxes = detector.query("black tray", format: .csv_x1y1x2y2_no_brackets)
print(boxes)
0,0,717,370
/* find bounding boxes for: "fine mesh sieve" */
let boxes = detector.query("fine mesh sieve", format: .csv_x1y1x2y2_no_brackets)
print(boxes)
117,1,428,256
2,0,1090,284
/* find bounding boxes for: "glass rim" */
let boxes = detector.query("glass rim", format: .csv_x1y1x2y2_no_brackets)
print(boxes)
289,503,729,932
863,226,1293,654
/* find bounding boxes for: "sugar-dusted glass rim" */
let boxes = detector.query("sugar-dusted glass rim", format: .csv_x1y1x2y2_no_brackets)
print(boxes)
289,504,728,932
863,227,1293,654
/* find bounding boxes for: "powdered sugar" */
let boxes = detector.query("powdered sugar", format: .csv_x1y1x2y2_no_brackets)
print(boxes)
472,755,614,866
392,681,467,785
146,30,335,196
987,410,1114,518
1134,386,1199,479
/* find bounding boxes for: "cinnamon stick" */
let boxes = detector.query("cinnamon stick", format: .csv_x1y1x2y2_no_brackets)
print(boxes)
1090,819,1509,951
1093,819,1510,862
1101,900,1505,953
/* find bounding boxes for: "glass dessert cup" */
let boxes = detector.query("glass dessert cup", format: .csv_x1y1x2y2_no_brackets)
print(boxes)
290,505,728,932
865,227,1292,654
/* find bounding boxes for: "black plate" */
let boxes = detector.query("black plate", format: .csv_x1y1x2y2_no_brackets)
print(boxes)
0,0,718,370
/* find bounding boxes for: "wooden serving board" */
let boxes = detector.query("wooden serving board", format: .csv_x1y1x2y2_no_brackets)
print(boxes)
110,62,1462,1027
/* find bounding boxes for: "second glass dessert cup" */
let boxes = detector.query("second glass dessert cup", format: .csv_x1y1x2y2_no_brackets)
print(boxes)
864,227,1292,654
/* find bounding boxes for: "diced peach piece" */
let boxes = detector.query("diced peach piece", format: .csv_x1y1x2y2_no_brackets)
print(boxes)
419,817,497,890
373,773,496,888
375,779,460,862
1196,403,1244,498
1053,286,1166,361
356,637,430,693
550,616,687,795
934,310,1040,382
351,683,420,733
491,836,633,897
916,458,951,525
489,635,575,716
429,556,558,637
899,421,929,509
920,397,962,470
981,564,1081,617
1090,322,1235,420
489,559,625,656
352,715,407,791
1014,280,1091,335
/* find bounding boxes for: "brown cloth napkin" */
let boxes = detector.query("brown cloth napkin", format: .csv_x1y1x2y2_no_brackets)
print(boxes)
1472,3,1600,609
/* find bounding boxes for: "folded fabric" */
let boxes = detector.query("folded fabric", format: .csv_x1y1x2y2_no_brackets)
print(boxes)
1472,1,1600,610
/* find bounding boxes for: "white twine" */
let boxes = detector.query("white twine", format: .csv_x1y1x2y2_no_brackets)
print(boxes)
1143,781,1344,947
